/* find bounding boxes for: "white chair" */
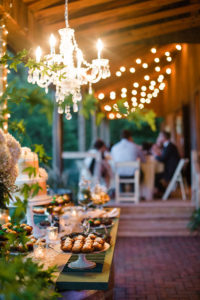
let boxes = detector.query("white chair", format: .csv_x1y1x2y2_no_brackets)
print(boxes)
162,158,189,201
191,150,200,208
115,160,140,203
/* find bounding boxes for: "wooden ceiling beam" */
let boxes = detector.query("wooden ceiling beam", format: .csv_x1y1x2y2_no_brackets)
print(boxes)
42,0,183,32
74,3,200,38
31,0,118,15
0,3,33,52
99,14,200,48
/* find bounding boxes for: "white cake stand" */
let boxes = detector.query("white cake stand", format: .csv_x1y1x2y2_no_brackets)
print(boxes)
67,242,110,270
52,242,110,270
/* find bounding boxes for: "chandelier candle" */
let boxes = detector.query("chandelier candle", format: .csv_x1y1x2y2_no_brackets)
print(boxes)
27,0,110,119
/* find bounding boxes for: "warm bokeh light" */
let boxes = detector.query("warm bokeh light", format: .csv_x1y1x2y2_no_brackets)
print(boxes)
166,68,171,74
151,48,156,53
165,51,170,56
155,66,161,72
142,63,148,68
141,92,146,97
116,113,122,119
141,86,147,91
98,93,105,100
176,44,182,50
130,67,135,73
133,82,139,88
109,113,115,119
121,88,127,93
167,57,172,62
132,90,137,95
150,80,156,86
104,104,111,111
35,46,42,63
116,71,122,77
140,98,145,103
110,91,116,100
131,97,137,102
147,93,153,99
121,93,126,98
154,57,160,63
139,103,144,109
120,66,126,72
144,75,150,81
136,58,142,64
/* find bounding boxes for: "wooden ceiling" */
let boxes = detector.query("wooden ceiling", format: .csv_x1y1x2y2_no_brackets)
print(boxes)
1,0,200,115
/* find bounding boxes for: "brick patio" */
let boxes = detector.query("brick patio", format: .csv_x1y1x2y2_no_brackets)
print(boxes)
113,237,200,300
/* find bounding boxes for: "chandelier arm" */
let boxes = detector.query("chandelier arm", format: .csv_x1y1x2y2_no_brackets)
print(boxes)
65,0,69,28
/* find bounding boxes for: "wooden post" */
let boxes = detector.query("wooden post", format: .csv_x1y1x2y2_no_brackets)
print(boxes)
99,119,110,146
78,102,86,151
0,19,8,133
52,103,63,175
91,112,97,145
104,119,110,147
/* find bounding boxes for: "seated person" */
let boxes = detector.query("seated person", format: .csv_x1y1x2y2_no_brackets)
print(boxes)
85,139,112,188
153,131,180,194
111,130,145,192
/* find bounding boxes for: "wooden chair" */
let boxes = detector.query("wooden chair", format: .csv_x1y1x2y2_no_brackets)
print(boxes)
162,158,189,201
115,160,140,203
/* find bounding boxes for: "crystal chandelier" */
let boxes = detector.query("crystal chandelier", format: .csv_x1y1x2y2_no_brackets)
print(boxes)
27,0,110,119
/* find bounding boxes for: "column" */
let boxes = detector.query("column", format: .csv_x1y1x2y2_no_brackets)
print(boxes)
78,102,86,151
91,112,97,145
52,103,63,175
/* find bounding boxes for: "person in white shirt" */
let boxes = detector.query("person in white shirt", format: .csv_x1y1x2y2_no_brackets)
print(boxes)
111,130,145,177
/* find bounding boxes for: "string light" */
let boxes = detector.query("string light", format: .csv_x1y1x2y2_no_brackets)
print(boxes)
144,75,150,81
136,58,142,64
155,66,160,72
151,48,156,53
150,80,156,86
116,71,121,77
116,113,122,119
131,97,137,102
104,105,111,111
146,99,151,104
149,85,154,91
154,58,160,63
133,82,139,88
130,67,135,73
152,92,158,97
176,44,182,50
141,92,146,97
147,93,152,99
167,57,172,62
141,86,147,91
132,102,138,107
120,66,126,72
121,88,127,93
142,63,148,68
139,103,144,109
140,98,145,103
121,93,126,98
98,93,105,100
110,91,116,100
109,113,115,119
165,51,170,56
159,83,165,90
166,68,171,74
132,90,137,95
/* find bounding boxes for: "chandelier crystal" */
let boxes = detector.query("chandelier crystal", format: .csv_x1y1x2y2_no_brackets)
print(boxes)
27,0,110,119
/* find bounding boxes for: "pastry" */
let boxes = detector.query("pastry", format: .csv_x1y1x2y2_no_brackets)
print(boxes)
88,233,96,240
72,243,82,253
93,242,103,251
94,237,104,245
82,244,93,253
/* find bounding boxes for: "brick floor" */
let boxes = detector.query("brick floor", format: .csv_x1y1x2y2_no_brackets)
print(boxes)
113,237,200,300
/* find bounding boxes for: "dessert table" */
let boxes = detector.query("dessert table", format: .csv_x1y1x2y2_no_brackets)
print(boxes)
30,208,120,297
